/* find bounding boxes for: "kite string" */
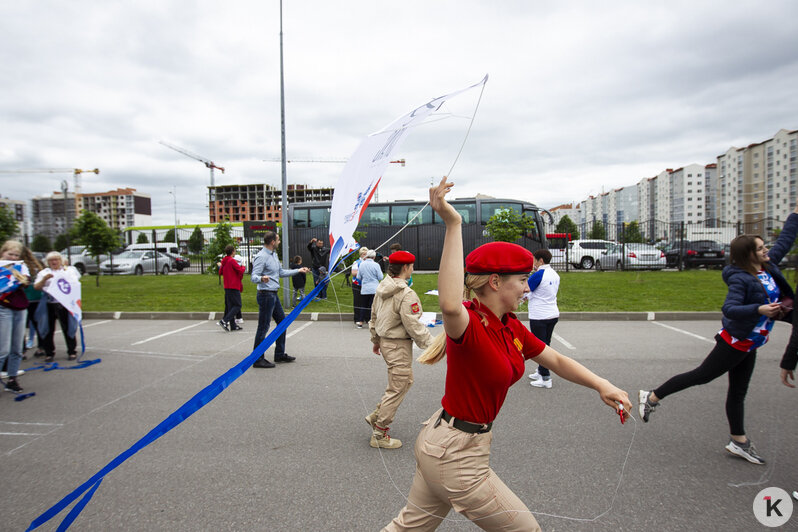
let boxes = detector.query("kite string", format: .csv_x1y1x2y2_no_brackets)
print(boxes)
327,78,488,262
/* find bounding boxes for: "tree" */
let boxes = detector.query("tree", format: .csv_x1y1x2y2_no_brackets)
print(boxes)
0,205,19,243
70,211,121,286
205,221,236,273
188,226,205,254
163,228,176,243
554,215,579,240
31,234,52,252
54,234,70,251
485,209,537,243
588,221,606,240
620,221,644,243
136,233,149,244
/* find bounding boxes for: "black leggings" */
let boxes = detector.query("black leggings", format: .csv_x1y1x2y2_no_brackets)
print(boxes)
654,335,756,436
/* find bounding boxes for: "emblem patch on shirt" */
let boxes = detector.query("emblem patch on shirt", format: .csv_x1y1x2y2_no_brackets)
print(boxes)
513,338,523,352
410,302,420,314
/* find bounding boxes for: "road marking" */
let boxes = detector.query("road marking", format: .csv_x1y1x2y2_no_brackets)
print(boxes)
0,421,63,426
651,321,714,344
286,321,314,338
103,348,209,361
553,333,575,350
0,432,46,436
131,322,205,345
82,320,111,328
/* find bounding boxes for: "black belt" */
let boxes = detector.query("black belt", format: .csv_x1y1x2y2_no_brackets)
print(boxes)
440,409,492,434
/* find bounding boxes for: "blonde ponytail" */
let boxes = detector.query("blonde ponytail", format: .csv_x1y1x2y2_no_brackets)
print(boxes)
417,332,447,365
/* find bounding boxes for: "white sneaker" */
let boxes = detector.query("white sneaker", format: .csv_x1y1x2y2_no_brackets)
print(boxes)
235,318,244,325
529,371,541,380
530,377,552,388
0,369,25,378
725,439,765,465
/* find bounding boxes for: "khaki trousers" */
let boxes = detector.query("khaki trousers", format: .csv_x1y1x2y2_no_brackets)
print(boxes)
375,338,414,428
382,409,541,532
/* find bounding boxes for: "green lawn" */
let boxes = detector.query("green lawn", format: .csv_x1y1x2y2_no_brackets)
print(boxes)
80,270,731,313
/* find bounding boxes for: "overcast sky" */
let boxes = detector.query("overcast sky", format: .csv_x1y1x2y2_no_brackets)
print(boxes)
2,1,797,227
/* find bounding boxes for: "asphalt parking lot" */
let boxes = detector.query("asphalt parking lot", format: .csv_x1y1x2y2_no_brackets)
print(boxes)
2,317,797,531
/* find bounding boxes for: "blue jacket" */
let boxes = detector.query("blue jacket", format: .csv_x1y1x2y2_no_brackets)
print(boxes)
356,259,383,295
721,212,798,339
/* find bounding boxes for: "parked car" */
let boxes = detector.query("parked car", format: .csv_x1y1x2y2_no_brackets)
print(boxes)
59,246,109,275
664,240,726,269
164,252,191,271
100,250,171,275
567,239,615,269
596,243,667,271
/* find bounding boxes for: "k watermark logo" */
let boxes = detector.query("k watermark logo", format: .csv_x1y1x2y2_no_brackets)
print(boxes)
753,487,793,527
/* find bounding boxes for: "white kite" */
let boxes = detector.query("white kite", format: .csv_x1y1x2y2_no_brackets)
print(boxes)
327,75,488,271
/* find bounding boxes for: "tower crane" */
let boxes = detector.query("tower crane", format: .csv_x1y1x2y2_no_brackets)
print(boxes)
0,167,99,213
264,157,405,166
159,141,225,187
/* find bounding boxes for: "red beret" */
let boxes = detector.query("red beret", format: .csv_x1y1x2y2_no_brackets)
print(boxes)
465,242,534,275
389,250,415,264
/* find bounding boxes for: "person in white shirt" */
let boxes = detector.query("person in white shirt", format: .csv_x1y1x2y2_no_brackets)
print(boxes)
526,249,560,388
33,251,81,362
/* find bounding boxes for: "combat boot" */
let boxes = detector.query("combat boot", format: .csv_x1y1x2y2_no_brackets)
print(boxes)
370,425,402,449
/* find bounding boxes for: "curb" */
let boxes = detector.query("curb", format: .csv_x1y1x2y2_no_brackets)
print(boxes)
83,311,723,322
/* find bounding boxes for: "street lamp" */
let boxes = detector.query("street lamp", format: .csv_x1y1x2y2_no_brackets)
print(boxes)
168,187,178,249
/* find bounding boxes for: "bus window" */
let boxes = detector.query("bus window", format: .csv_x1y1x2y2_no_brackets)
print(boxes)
293,208,308,228
308,207,330,228
434,202,476,224
360,205,390,226
391,204,431,225
480,202,522,224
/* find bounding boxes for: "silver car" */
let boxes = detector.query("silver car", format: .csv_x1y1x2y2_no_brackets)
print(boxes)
596,243,666,271
100,250,171,275
60,246,109,275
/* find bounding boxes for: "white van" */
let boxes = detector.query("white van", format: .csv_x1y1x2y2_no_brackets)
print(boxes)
126,242,181,255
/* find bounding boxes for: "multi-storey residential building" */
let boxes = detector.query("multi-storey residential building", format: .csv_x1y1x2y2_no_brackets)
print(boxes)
0,197,27,240
547,203,579,230
670,164,706,225
208,183,334,223
704,163,717,222
614,186,638,225
79,188,152,230
717,128,798,235
32,191,78,241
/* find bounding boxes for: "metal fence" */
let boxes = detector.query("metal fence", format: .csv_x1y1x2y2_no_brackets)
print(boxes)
549,217,789,272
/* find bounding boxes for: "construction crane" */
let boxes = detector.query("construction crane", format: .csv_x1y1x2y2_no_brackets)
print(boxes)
0,167,99,213
264,157,406,166
159,140,225,187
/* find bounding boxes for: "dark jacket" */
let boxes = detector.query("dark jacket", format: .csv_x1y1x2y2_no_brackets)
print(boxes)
307,241,329,270
721,212,798,340
291,261,306,289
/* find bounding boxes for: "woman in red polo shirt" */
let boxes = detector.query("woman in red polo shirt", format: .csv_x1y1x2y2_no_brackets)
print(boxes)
382,178,632,532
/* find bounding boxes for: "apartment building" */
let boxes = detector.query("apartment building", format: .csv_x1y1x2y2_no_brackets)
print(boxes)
31,191,78,241
208,183,335,223
0,197,27,240
80,188,152,230
546,203,579,229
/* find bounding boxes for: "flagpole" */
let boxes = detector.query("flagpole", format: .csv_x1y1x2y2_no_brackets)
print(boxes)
279,0,291,307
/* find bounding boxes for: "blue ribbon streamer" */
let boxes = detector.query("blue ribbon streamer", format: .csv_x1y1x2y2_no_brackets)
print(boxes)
23,359,101,373
27,279,328,531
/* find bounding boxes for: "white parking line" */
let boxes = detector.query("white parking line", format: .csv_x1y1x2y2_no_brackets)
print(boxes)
553,332,575,350
82,320,111,328
0,432,46,436
286,321,314,338
131,322,205,346
651,321,714,344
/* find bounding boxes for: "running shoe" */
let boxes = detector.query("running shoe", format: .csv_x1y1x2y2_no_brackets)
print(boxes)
4,377,23,393
725,439,765,465
530,377,552,389
638,390,659,423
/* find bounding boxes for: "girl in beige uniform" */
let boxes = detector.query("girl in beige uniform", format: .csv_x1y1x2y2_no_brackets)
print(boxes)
367,250,434,449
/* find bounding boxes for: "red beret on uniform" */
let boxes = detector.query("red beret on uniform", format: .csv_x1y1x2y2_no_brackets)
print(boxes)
389,250,415,264
465,242,534,275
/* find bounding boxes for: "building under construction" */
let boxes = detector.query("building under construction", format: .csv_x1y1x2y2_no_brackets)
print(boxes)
208,183,334,223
